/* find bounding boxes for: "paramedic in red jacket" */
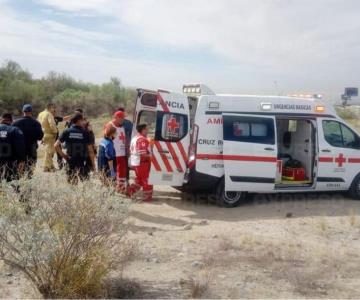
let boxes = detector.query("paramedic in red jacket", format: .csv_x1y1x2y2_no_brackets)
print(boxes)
105,111,128,192
130,124,153,201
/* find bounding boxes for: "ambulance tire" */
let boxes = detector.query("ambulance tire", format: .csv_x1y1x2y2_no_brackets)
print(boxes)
216,178,246,208
348,174,360,200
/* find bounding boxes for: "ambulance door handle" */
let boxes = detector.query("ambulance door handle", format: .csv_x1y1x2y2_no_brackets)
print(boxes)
264,147,274,151
321,149,331,153
159,150,169,154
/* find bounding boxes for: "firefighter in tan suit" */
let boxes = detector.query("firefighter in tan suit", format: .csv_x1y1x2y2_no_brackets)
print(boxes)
38,103,58,172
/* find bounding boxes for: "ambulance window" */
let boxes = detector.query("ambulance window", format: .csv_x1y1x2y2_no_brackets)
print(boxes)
233,122,250,137
138,111,156,138
322,120,360,149
141,93,157,107
155,111,188,142
322,121,343,147
252,123,268,136
341,125,359,148
224,116,275,144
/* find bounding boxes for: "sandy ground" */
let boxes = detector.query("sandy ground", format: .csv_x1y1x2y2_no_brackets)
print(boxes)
2,184,360,299
120,187,360,298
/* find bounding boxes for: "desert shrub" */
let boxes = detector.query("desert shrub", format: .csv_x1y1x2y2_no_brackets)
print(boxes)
336,107,360,120
0,172,131,298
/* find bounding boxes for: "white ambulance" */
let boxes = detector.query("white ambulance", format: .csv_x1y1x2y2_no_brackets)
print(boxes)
132,84,360,207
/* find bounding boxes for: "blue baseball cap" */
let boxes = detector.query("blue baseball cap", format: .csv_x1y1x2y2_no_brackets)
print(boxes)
22,104,33,112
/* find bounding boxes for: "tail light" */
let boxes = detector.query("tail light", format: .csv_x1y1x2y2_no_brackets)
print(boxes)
188,124,199,169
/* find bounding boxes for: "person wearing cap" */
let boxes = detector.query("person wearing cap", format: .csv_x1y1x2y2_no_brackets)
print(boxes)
54,113,96,184
0,113,26,182
117,107,133,181
38,103,58,172
12,104,44,177
104,110,128,192
116,107,133,144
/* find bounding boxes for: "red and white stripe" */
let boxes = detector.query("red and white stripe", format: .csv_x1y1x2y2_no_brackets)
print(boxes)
150,92,188,173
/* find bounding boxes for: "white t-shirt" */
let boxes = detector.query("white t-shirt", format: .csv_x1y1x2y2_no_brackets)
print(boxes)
130,134,150,167
112,122,126,157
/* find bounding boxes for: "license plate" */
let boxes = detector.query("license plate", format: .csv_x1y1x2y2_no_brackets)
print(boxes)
162,173,173,181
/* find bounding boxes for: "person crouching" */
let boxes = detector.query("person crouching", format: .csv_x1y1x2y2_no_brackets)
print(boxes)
129,124,153,202
98,125,117,185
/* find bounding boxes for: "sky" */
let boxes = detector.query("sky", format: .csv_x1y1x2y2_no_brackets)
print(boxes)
0,0,359,101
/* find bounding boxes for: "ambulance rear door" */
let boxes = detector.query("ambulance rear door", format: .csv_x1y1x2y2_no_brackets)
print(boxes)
148,90,190,186
132,89,157,138
222,113,278,192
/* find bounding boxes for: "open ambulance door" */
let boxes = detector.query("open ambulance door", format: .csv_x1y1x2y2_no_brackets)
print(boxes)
222,113,278,192
133,89,190,186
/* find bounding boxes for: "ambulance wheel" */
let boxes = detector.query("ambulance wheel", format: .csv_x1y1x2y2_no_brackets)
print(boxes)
348,174,360,200
216,178,246,207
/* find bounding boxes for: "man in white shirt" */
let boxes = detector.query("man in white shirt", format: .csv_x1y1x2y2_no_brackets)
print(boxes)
105,111,128,192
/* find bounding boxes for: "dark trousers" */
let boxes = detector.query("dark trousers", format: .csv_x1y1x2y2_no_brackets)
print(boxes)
66,160,89,184
0,162,18,182
24,155,37,178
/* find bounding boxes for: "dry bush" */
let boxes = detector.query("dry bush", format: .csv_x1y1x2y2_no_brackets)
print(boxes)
217,236,237,252
348,209,358,227
318,217,328,233
188,269,212,298
336,107,360,121
0,172,131,298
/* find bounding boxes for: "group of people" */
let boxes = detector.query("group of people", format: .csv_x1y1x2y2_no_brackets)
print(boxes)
0,103,153,201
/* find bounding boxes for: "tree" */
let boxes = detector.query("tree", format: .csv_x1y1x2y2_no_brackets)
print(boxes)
0,59,136,117
0,61,35,113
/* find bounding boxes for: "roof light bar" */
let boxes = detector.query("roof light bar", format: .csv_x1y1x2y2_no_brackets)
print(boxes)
182,83,215,96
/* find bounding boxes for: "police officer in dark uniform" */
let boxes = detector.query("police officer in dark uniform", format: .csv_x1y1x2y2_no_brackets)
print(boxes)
12,104,44,177
54,113,95,184
0,113,26,182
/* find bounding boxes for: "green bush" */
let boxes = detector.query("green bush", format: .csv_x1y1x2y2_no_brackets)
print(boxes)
0,60,137,117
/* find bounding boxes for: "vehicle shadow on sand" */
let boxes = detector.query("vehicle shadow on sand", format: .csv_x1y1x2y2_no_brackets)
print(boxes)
148,189,360,223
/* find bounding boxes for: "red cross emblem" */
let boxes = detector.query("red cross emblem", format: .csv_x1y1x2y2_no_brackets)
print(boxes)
119,131,125,143
335,153,346,167
167,117,180,134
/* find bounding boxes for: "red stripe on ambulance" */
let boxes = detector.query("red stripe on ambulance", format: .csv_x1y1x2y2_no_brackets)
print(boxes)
348,158,360,163
151,155,162,172
196,154,277,162
157,92,170,112
166,142,183,172
319,157,334,163
154,141,173,172
176,141,188,165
